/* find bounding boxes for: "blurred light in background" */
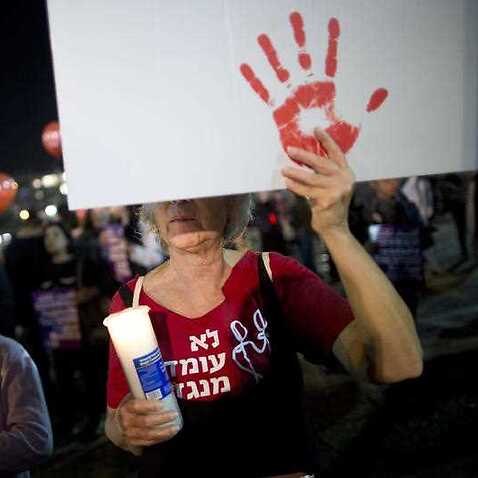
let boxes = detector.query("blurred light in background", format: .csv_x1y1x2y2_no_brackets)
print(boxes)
0,233,12,245
60,183,68,195
41,174,60,188
32,178,42,189
45,204,57,217
19,209,30,221
1,178,18,191
268,212,278,225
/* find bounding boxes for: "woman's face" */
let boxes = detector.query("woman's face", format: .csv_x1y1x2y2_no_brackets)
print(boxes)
153,197,228,252
44,225,69,256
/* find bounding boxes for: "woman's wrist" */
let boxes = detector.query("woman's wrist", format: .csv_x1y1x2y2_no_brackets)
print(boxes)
315,223,353,248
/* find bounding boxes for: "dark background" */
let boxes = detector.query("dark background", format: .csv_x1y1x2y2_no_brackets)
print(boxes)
1,0,58,177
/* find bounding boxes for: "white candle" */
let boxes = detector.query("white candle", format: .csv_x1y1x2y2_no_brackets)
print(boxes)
104,306,182,426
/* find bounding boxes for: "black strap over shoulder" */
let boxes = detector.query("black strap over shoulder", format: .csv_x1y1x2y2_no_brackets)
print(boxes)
258,253,299,355
118,283,134,308
258,253,280,309
258,253,287,339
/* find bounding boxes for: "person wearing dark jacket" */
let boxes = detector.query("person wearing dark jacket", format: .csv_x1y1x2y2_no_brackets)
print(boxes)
0,335,53,477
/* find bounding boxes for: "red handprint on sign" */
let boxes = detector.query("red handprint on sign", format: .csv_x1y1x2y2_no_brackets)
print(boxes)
240,11,388,155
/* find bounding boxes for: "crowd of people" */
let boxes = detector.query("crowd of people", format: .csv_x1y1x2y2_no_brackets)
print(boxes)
254,173,477,315
0,168,476,476
0,206,167,448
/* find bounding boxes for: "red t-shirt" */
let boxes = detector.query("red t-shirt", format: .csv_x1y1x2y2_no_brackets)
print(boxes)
106,251,354,408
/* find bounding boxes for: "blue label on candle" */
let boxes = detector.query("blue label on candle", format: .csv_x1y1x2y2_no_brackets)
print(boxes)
133,347,171,400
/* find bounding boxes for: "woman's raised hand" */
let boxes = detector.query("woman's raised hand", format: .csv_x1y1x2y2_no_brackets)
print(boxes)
282,127,355,239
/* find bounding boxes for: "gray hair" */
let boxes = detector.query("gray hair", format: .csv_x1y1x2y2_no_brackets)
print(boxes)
139,194,253,249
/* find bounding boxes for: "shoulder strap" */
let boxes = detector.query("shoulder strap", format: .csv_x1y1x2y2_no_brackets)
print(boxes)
261,252,273,281
133,276,144,307
258,253,277,299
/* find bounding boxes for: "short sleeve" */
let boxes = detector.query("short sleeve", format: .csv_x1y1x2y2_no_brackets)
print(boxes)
106,291,131,409
269,252,355,361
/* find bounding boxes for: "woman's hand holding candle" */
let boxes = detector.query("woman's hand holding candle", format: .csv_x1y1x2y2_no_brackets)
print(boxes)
118,396,181,447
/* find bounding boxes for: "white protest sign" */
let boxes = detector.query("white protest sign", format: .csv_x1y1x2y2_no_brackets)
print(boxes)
47,0,478,209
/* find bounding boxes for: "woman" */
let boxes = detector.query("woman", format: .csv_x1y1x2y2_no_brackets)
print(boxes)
105,128,423,477
38,223,111,442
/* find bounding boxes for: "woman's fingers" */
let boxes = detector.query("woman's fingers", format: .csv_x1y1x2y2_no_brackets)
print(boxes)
313,128,347,168
132,411,178,429
124,399,165,415
284,177,320,199
284,177,343,210
283,167,354,200
287,146,339,175
126,424,180,446
282,166,335,188
121,405,177,429
119,397,182,447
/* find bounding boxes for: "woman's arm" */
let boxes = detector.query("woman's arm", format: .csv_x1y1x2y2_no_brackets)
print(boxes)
325,228,423,383
282,128,423,383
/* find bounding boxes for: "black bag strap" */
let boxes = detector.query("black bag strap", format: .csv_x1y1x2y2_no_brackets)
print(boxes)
118,283,134,308
257,253,303,385
257,253,297,351
257,253,286,325
258,253,278,305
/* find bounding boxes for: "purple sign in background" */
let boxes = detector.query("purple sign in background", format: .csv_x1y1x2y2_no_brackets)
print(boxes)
32,287,82,350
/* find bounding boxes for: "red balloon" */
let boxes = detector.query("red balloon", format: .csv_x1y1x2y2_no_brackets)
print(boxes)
42,121,62,158
0,173,18,214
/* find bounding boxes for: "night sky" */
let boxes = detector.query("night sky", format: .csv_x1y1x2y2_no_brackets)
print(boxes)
0,0,59,178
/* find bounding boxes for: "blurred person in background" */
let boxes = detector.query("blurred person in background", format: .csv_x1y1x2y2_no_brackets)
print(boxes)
401,176,434,227
98,208,134,284
348,182,374,246
3,216,50,398
290,195,318,273
0,253,15,338
36,222,112,443
75,210,118,296
0,334,53,477
366,178,425,318
439,173,469,269
252,191,290,256
125,206,166,275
